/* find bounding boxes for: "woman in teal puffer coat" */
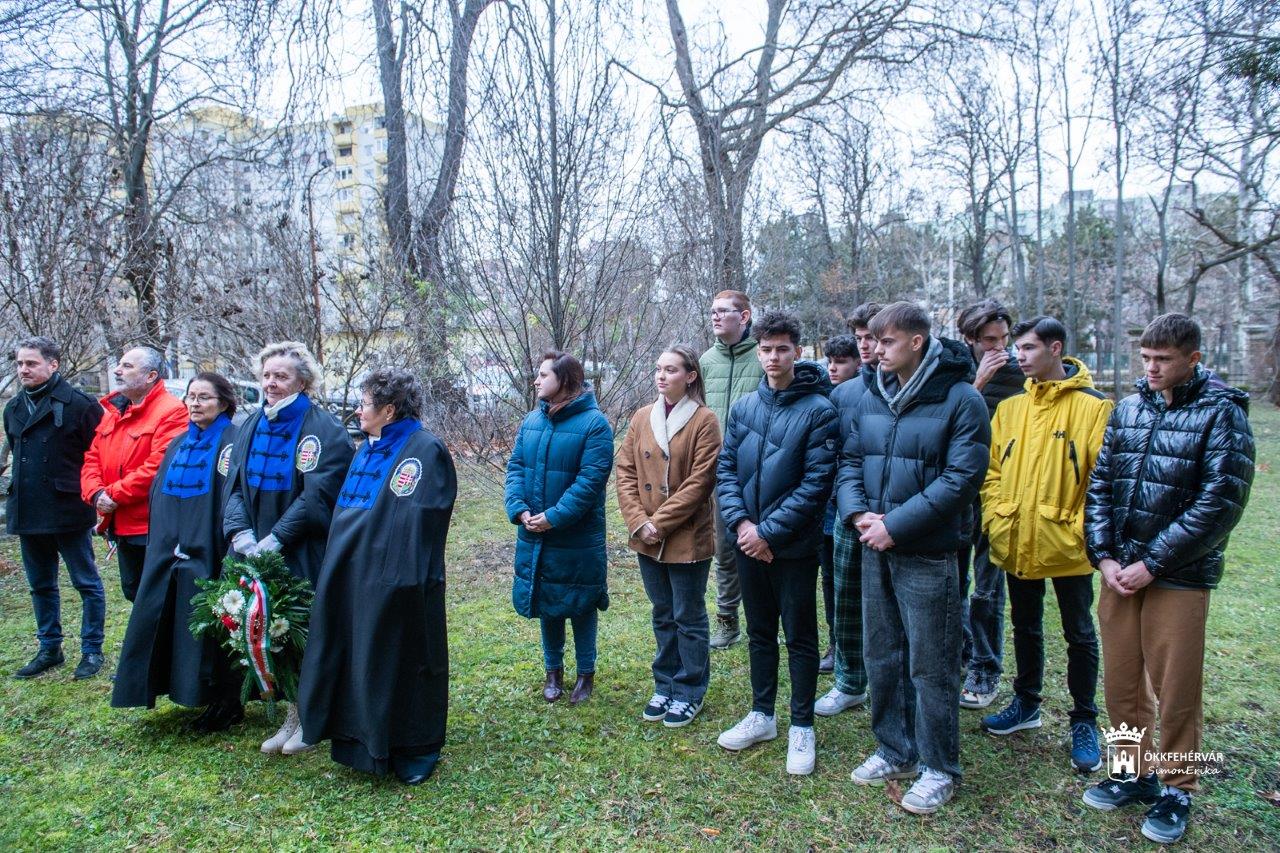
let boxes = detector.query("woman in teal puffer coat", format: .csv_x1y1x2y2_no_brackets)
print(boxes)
505,351,614,705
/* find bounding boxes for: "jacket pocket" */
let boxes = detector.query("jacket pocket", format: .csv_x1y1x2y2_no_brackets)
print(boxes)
984,501,1018,569
1034,504,1085,570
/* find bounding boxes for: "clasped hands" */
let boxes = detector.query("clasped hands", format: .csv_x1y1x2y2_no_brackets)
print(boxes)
518,511,552,533
94,490,118,514
853,512,895,551
231,530,281,557
736,521,773,563
1099,558,1154,596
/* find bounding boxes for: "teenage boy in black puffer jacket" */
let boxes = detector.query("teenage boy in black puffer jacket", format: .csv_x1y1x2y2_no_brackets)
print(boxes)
837,301,990,816
714,310,838,778
1082,314,1254,845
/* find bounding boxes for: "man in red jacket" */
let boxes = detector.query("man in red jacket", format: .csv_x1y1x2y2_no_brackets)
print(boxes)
81,346,188,604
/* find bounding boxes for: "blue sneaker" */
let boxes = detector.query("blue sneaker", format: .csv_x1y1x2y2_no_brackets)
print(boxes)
981,696,1042,735
1070,722,1102,772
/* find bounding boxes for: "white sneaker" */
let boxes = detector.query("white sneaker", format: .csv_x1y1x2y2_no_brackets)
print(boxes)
814,687,866,716
900,767,955,815
786,726,816,775
959,687,998,709
260,703,299,754
850,752,919,785
281,709,316,755
717,711,778,751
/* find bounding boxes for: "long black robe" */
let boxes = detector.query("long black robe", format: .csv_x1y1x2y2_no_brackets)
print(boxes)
299,423,456,775
112,417,238,709
222,400,353,585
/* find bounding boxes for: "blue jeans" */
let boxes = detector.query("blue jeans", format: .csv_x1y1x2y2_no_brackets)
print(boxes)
957,524,1005,692
637,554,710,703
540,611,598,673
20,531,106,654
863,547,962,779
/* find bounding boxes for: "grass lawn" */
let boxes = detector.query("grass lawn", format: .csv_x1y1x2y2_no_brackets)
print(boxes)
2,409,1279,850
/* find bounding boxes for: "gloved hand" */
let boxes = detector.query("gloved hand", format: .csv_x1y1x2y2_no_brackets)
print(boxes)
255,533,282,555
231,530,257,556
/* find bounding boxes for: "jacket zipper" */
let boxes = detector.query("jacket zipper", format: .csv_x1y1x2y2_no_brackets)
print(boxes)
757,393,775,516
725,348,735,424
1001,439,1015,463
1125,409,1166,538
1068,439,1080,484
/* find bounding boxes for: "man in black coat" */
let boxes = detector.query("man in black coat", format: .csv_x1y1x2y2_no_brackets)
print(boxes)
3,337,106,679
1081,314,1254,845
837,302,990,815
714,310,838,777
953,298,1026,711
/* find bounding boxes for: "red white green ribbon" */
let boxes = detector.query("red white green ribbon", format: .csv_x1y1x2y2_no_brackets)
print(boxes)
239,575,275,697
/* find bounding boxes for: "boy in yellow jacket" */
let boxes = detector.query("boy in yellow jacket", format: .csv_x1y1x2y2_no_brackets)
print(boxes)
978,316,1114,773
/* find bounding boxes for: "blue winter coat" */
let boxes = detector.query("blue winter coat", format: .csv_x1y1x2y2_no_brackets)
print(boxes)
505,392,614,619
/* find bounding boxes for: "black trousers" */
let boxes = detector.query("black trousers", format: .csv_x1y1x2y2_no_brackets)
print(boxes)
115,537,148,604
1006,572,1099,724
736,550,819,727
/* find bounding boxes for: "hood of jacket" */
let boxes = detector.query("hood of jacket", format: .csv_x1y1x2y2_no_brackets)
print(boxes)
1135,364,1249,414
1023,357,1096,403
864,336,975,409
755,360,832,407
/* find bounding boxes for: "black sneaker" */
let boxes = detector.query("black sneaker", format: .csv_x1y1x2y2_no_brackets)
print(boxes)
642,693,671,722
13,647,64,679
1082,772,1161,811
73,653,105,680
1142,789,1191,844
663,698,703,728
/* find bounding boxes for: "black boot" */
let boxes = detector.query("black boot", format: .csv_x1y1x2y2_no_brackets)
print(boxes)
191,699,246,733
14,647,64,679
73,653,105,680
543,668,564,702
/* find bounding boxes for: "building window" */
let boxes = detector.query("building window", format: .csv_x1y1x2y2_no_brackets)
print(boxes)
336,166,353,180
341,233,356,248
336,188,353,202
377,138,387,153
375,115,386,129
335,121,353,134
337,145,352,158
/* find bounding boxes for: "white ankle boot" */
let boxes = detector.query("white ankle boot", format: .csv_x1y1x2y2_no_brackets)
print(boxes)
281,715,315,755
260,703,300,754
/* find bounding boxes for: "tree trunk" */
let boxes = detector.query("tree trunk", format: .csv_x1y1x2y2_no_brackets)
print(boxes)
372,0,415,278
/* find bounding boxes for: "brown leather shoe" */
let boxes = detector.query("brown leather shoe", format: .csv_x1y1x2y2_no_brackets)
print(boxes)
543,668,564,702
569,672,595,705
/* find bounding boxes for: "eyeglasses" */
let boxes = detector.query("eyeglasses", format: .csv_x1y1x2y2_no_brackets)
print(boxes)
710,308,743,317
184,394,218,404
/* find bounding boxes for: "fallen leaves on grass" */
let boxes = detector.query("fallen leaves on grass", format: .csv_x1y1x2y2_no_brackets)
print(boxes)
1256,789,1280,806
885,779,904,804
698,828,720,838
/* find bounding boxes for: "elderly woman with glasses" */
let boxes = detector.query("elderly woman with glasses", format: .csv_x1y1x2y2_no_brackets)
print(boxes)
112,373,244,732
298,367,457,785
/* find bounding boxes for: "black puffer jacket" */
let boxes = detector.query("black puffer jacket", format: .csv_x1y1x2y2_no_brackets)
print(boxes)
836,337,991,554
716,361,838,559
1084,367,1254,589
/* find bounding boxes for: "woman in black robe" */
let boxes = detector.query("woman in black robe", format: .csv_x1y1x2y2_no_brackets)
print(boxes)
112,373,243,732
221,341,353,754
299,367,457,785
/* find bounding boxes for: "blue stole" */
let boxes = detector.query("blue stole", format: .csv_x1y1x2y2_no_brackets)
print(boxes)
245,394,312,492
336,417,421,510
161,414,233,499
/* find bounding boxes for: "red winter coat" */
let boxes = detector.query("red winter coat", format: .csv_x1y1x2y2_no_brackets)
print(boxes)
81,381,189,536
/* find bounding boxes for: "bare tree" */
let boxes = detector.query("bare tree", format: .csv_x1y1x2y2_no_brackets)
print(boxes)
644,0,931,293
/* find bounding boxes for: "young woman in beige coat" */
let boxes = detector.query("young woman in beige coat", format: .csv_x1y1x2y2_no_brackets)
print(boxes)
616,345,722,728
